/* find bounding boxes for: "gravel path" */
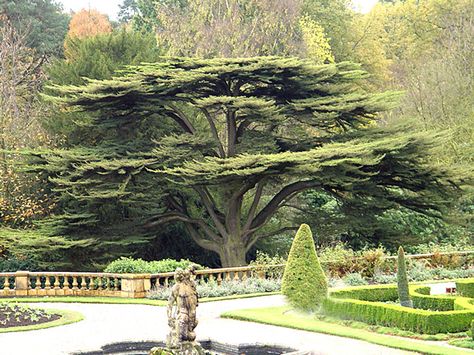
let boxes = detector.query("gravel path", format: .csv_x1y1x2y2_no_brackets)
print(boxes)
0,295,416,355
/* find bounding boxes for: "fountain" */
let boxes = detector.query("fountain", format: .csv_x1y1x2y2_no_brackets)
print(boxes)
149,266,205,355
76,265,299,355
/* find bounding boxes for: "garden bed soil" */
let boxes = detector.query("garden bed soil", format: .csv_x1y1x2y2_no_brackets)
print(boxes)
0,305,60,328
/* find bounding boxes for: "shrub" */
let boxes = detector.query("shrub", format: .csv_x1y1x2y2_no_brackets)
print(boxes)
457,279,474,298
104,257,202,274
410,286,454,311
249,251,285,280
472,320,474,340
407,260,432,282
373,272,397,284
342,273,368,286
330,284,398,302
319,244,356,277
281,224,327,312
322,296,474,334
358,247,388,278
148,277,281,300
397,246,412,307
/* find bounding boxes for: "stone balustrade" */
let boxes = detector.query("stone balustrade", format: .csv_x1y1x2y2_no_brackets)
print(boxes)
0,250,472,299
0,271,150,299
150,265,276,289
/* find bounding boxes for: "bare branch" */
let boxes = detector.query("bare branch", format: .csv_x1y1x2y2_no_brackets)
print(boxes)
165,103,196,134
246,226,298,250
250,180,319,230
194,186,228,238
201,108,225,157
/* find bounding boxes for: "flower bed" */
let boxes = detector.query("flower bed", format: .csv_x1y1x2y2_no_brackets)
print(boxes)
0,303,59,328
322,281,474,334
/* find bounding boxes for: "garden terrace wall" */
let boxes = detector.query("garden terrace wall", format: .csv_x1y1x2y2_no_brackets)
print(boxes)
150,265,269,288
0,266,275,299
0,271,149,298
323,284,474,334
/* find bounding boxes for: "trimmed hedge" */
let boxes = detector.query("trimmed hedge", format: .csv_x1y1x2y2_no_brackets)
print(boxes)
457,279,474,298
322,297,473,334
330,284,398,302
323,282,474,334
411,286,455,311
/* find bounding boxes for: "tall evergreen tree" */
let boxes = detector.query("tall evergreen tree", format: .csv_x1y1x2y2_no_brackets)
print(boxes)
38,57,457,266
0,0,70,56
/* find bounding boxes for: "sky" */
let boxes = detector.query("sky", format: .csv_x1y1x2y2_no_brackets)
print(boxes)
57,0,379,20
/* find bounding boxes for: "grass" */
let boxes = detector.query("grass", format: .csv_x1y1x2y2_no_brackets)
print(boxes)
0,308,83,333
221,306,474,355
450,339,474,350
313,314,467,341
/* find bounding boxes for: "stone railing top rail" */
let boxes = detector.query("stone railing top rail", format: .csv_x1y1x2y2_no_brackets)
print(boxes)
0,271,152,279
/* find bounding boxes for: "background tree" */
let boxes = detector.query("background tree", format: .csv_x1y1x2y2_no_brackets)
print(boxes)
38,57,458,267
156,0,306,57
0,0,69,56
66,9,112,39
0,16,53,228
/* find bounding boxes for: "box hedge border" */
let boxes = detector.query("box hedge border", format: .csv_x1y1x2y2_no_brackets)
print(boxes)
456,279,474,298
322,282,474,334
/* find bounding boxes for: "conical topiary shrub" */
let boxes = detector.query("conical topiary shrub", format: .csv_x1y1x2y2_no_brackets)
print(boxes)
281,224,328,312
397,246,413,308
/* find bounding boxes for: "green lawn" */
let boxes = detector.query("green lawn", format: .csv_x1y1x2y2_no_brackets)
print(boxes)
221,306,474,355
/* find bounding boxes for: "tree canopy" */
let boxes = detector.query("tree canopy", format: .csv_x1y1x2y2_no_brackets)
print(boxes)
36,57,458,267
0,0,69,56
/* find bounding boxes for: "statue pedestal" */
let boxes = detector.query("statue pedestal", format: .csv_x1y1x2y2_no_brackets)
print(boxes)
149,342,206,355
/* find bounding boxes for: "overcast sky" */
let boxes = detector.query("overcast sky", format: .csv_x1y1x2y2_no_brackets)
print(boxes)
57,0,379,20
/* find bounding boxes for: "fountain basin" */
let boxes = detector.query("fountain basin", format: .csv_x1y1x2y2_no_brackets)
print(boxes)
74,340,302,355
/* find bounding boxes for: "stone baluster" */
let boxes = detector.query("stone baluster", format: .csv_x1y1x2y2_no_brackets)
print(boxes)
225,272,231,281
164,277,169,288
114,277,119,291
217,273,222,286
36,276,42,290
208,273,215,283
72,276,79,290
97,276,103,291
44,275,51,290
242,270,248,281
106,277,111,290
54,276,60,290
233,271,240,281
3,277,9,290
81,276,88,291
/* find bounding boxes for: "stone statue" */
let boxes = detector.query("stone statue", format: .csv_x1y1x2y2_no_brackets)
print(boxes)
150,265,205,355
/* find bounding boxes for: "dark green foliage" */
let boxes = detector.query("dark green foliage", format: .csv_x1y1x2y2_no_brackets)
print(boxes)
397,246,412,307
33,56,459,268
281,224,327,312
324,284,474,334
0,0,69,56
457,279,474,298
48,29,163,86
330,284,398,302
0,256,39,272
471,320,474,340
322,297,474,334
103,257,202,273
410,286,454,311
